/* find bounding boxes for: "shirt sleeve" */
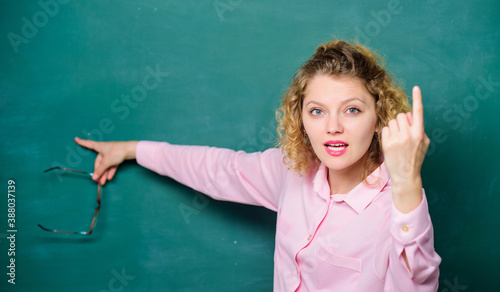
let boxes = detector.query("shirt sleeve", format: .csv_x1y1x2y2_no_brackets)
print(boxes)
385,191,442,291
135,140,288,212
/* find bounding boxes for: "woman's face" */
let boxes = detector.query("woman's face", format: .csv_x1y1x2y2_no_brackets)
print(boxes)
302,75,378,177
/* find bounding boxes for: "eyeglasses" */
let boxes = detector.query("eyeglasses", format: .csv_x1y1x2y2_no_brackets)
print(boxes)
38,167,102,235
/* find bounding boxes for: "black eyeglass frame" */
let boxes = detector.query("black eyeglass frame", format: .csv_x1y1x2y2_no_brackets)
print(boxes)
38,167,102,235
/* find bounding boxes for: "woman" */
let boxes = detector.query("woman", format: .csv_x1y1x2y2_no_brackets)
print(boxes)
76,40,441,291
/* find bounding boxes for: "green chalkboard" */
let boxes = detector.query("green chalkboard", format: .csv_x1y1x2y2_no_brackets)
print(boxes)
1,0,499,291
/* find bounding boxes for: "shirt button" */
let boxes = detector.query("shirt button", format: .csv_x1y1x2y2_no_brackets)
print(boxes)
402,225,409,232
307,235,312,241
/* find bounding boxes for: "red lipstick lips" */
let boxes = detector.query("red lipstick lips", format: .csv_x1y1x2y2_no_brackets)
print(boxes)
324,140,348,156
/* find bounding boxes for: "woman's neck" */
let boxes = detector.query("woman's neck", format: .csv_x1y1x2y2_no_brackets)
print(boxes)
327,167,363,195
327,156,380,195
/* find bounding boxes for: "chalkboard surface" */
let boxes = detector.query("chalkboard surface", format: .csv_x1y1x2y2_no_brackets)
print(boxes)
1,1,499,291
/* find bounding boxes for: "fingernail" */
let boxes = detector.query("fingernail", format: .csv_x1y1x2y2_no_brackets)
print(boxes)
92,174,98,180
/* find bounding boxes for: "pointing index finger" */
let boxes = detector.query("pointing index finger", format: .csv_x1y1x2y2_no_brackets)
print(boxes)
411,86,425,132
75,137,98,151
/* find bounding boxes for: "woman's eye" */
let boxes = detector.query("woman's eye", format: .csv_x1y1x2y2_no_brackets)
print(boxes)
346,108,360,114
311,109,323,116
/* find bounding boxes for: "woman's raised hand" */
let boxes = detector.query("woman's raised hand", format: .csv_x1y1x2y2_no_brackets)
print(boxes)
381,86,430,213
74,137,138,185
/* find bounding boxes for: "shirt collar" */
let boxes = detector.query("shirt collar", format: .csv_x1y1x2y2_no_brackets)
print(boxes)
312,162,391,214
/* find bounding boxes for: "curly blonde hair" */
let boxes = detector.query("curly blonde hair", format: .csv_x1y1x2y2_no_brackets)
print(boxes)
276,39,411,181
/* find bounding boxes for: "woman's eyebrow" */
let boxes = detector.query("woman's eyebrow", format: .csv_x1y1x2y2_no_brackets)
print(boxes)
304,97,366,108
339,97,366,105
304,100,325,107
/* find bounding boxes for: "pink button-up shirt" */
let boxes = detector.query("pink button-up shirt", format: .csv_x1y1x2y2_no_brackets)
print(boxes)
136,141,441,291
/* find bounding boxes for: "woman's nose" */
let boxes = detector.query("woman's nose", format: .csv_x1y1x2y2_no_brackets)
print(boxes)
327,115,343,134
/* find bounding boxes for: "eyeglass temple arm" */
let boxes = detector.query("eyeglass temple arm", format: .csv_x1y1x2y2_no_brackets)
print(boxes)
44,167,93,177
37,224,90,235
